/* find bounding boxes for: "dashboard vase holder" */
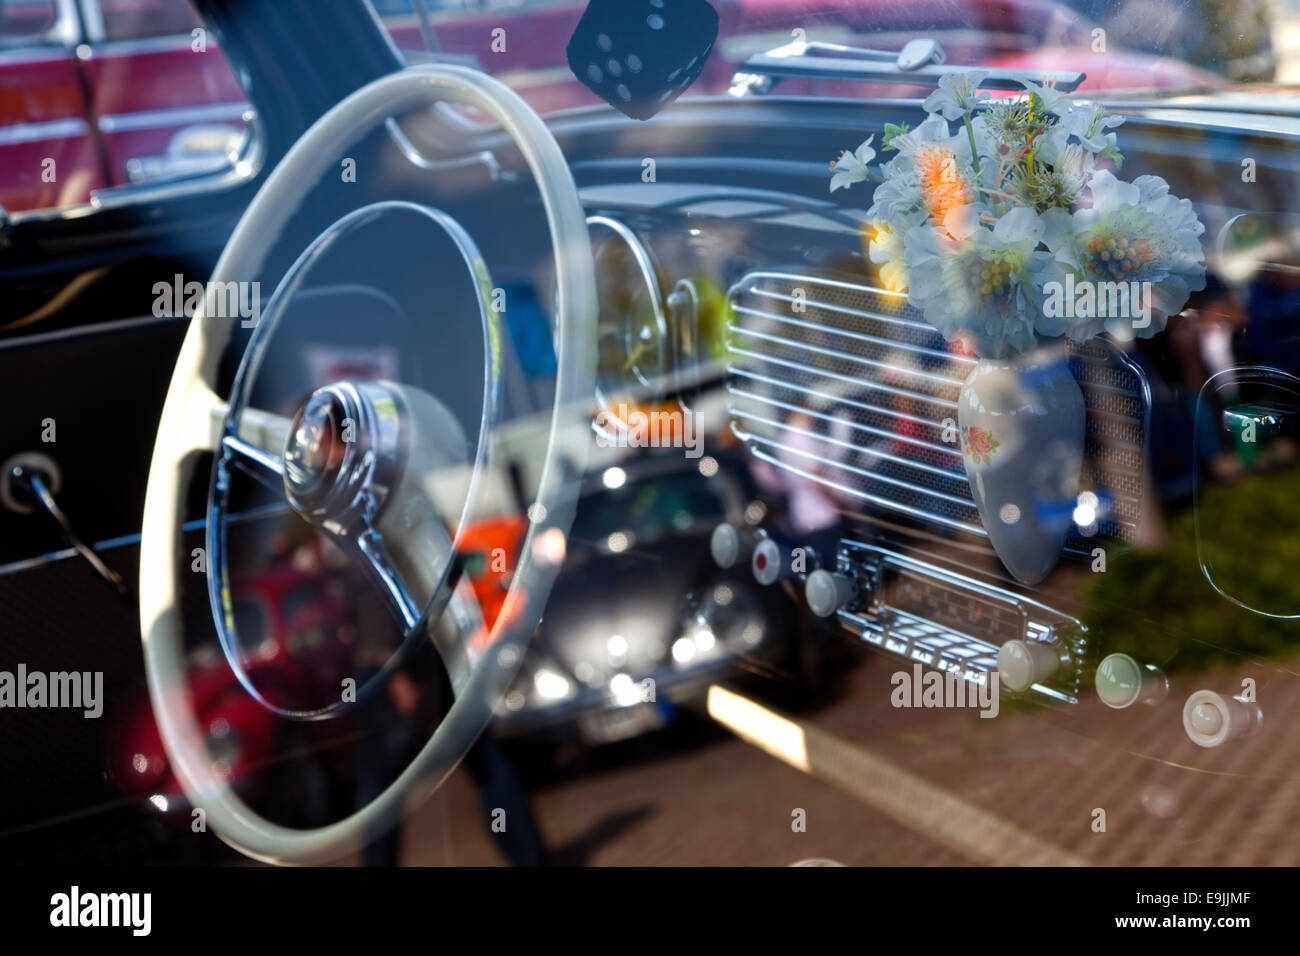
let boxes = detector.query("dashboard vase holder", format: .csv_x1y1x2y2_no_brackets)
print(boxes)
957,344,1085,586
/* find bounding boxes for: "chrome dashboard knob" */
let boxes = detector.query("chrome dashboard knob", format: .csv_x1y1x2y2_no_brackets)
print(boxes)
805,569,857,618
710,522,742,569
1095,653,1167,709
997,639,1061,693
1182,690,1262,748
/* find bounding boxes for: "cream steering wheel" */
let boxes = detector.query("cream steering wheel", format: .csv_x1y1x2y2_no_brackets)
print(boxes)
139,65,596,864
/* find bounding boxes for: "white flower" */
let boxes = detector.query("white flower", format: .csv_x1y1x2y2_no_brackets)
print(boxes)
1033,126,1094,202
922,70,990,120
866,220,909,293
1039,170,1206,341
1019,78,1070,117
867,116,983,224
904,205,1049,358
1057,103,1124,154
830,136,876,192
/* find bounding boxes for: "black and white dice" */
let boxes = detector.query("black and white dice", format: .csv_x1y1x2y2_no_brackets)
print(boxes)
566,0,720,121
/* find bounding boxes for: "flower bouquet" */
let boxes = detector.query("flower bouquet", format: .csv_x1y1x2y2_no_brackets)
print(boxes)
829,73,1207,583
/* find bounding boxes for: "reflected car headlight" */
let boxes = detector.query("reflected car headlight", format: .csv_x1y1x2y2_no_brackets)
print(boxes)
533,666,576,702
206,717,242,777
610,672,645,707
671,625,723,668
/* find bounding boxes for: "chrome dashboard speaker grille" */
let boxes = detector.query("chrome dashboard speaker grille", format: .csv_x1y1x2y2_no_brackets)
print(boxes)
725,272,1150,553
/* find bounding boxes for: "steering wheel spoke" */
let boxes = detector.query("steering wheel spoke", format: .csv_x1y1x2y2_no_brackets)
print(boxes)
220,433,285,492
354,527,425,633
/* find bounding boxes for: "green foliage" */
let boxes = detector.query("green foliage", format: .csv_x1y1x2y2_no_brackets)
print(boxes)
881,122,910,151
1100,140,1124,170
1081,469,1300,673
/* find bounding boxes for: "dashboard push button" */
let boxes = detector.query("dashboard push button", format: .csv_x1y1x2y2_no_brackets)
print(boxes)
710,522,741,569
1182,690,1261,748
1095,653,1167,709
997,639,1061,693
751,537,781,586
805,569,857,618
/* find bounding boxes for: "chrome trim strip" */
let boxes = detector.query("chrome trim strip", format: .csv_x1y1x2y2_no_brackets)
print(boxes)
727,364,955,433
97,101,250,133
0,118,88,145
734,423,977,508
730,322,966,389
77,0,106,44
585,213,670,439
726,271,1151,548
0,504,288,579
729,270,909,304
0,46,74,66
0,311,184,352
83,112,264,214
386,117,502,179
727,384,961,458
79,33,199,57
735,427,988,537
730,302,967,365
746,284,951,338
727,343,959,410
731,405,967,483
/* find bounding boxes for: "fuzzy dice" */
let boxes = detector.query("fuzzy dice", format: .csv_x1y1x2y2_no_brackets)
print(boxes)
566,0,720,121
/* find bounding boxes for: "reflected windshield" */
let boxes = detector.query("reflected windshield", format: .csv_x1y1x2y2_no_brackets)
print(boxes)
378,0,1298,110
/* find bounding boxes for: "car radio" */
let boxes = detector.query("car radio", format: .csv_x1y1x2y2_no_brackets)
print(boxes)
711,523,1092,705
820,541,1090,704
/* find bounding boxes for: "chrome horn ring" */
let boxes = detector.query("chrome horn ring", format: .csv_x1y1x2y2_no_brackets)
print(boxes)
207,199,497,718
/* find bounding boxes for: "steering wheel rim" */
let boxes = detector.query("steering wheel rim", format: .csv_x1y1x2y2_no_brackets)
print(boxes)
139,64,597,864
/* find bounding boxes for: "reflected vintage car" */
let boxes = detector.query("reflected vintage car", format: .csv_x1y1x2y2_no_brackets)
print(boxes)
494,450,803,745
2,0,1300,877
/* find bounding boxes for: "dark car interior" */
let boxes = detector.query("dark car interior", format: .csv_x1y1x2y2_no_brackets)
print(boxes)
2,0,1300,903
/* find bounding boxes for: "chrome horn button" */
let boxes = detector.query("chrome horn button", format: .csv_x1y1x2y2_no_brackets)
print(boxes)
281,381,403,525
283,388,350,501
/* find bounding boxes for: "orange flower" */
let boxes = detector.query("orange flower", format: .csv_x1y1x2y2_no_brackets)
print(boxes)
915,145,974,226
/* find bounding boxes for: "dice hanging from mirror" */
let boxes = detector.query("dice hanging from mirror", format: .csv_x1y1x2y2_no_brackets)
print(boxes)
566,0,719,120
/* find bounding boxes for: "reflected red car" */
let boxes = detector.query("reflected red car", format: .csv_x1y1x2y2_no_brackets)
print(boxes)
1,0,1220,214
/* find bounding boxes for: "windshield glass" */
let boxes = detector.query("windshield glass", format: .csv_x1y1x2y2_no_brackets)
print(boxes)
380,0,1298,113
